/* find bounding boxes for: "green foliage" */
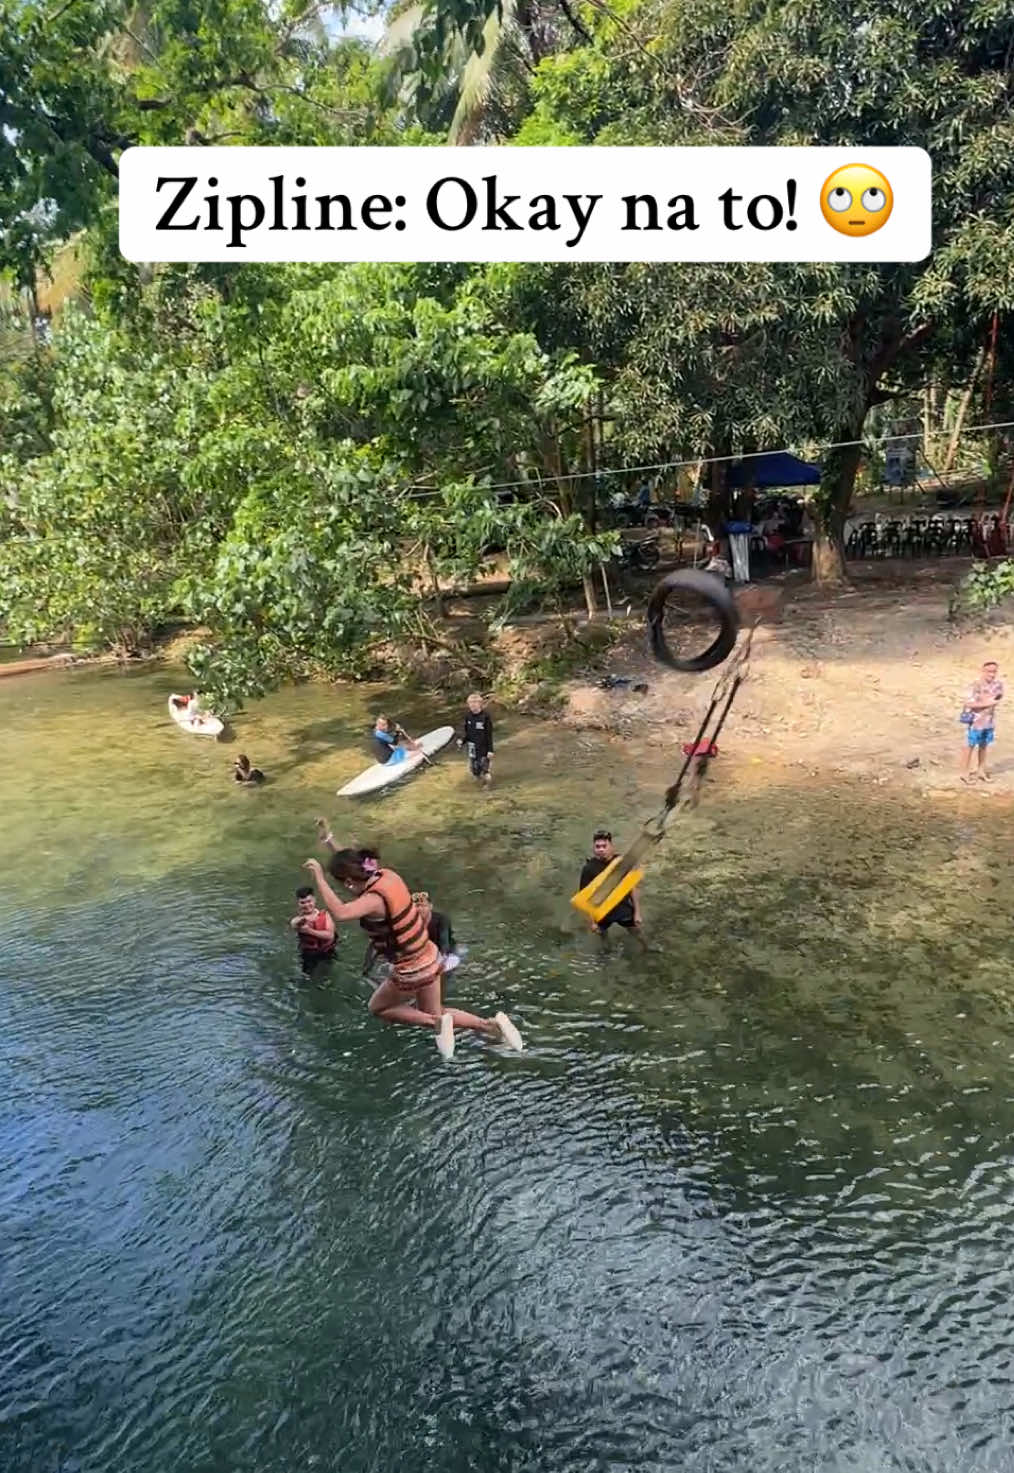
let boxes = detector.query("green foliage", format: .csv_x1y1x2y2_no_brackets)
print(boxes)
0,265,616,705
0,0,413,286
949,560,1014,624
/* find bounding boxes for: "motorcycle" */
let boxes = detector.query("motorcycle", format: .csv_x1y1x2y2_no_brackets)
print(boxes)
614,533,661,572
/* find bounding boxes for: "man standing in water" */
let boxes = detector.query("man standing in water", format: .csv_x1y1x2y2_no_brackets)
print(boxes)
579,829,648,951
290,885,337,975
302,851,522,1059
456,692,494,785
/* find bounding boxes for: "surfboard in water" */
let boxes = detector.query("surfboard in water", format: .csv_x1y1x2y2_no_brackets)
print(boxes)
168,695,224,737
337,726,455,797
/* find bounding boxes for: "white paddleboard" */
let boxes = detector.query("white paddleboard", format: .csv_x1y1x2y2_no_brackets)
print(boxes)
168,694,224,737
337,725,454,797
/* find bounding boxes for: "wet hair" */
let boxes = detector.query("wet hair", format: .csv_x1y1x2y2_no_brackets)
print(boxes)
236,754,250,770
593,829,612,842
328,848,370,883
296,885,314,899
357,846,380,863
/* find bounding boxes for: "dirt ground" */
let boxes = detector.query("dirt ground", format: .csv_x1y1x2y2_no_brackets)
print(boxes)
558,561,1014,804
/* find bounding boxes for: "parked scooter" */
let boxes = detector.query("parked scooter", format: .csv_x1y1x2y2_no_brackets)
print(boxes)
615,533,661,572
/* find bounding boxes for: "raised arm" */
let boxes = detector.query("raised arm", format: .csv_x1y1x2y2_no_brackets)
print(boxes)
303,859,382,923
315,817,339,853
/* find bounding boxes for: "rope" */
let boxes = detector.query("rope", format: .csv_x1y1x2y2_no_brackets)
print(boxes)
643,621,757,838
403,418,1014,498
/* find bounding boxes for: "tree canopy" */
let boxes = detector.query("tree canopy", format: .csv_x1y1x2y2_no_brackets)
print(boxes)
1,0,1012,697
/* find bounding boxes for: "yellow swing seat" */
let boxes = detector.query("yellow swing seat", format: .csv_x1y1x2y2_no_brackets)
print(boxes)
570,837,653,924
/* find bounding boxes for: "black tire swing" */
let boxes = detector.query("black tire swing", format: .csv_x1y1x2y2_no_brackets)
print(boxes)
646,569,740,673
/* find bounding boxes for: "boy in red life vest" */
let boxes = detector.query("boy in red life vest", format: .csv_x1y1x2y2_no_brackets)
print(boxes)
302,850,523,1060
291,885,337,975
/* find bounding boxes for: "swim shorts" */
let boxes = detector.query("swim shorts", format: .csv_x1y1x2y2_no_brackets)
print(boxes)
300,946,336,975
967,727,995,748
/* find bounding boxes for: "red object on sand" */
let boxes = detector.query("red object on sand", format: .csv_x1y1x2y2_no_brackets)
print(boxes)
683,740,718,758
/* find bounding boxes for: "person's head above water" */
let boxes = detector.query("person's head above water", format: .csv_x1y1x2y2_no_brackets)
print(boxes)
592,829,616,860
358,847,380,874
327,849,372,890
467,692,484,713
295,885,316,915
411,891,433,923
235,754,251,772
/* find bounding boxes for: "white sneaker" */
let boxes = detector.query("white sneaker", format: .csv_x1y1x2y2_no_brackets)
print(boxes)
436,1011,455,1060
493,1011,524,1052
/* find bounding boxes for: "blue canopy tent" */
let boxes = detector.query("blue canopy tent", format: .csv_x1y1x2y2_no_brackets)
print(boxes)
721,452,820,581
727,451,821,489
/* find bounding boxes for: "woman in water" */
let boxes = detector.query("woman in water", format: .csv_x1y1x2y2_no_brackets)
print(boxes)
303,850,521,1059
233,754,265,784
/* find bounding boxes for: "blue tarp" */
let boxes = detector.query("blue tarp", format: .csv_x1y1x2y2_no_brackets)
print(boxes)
727,452,821,489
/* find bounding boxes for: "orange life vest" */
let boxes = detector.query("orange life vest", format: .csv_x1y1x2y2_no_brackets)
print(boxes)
299,908,334,953
365,869,438,971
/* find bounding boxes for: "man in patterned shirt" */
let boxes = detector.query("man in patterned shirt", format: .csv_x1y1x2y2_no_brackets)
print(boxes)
961,660,1004,782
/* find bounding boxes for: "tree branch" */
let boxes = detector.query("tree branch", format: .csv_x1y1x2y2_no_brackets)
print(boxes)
557,0,593,44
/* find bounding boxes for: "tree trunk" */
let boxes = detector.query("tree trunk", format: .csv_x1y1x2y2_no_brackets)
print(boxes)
708,455,731,534
942,344,986,475
581,574,597,619
811,439,863,586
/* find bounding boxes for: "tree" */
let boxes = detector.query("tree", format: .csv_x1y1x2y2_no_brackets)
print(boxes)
0,0,406,288
0,262,616,702
424,0,1014,581
380,0,589,142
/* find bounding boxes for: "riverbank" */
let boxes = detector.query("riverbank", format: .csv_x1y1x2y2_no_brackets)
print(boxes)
6,562,1012,808
557,562,1014,802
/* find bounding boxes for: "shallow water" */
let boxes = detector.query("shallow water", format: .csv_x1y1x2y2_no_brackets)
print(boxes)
3,666,1014,1472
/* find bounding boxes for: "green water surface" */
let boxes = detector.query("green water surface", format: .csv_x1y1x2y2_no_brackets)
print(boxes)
2,664,1014,1473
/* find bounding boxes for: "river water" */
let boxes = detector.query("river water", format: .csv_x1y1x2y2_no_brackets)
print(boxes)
3,665,1014,1473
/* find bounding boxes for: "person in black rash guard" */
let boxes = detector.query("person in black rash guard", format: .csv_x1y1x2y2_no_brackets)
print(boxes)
456,692,494,784
579,828,648,951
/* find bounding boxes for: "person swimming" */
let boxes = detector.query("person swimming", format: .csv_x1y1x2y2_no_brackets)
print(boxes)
302,850,521,1059
233,754,265,784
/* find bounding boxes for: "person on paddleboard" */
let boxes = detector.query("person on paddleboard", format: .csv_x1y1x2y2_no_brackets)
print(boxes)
302,851,521,1059
579,829,648,951
291,885,337,975
372,715,422,768
412,892,461,974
